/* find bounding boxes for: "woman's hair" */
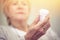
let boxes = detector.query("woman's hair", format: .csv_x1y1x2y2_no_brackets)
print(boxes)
2,0,30,25
3,0,30,14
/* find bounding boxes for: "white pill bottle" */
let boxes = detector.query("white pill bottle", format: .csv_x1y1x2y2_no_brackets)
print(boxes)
39,9,49,21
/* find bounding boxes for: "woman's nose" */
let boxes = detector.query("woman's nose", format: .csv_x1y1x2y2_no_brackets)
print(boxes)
17,4,24,10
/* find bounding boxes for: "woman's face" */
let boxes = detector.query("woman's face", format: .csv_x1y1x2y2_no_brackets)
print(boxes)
5,0,30,21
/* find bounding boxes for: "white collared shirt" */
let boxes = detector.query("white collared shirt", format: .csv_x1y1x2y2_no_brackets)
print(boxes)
10,26,60,40
10,26,26,40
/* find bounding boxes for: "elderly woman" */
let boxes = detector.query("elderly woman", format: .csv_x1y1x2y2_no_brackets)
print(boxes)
0,0,59,40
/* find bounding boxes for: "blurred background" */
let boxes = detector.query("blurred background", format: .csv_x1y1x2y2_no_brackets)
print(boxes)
0,0,60,38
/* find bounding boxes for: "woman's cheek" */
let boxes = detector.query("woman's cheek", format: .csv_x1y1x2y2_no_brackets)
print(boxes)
9,5,17,11
24,6,29,13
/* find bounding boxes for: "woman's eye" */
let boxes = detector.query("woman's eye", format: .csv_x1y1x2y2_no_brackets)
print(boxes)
13,3,17,5
23,3,27,6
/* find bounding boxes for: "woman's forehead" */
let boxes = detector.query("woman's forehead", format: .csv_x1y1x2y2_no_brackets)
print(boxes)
10,0,29,3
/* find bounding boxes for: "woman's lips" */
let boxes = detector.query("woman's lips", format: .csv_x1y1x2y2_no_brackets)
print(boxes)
17,12,24,14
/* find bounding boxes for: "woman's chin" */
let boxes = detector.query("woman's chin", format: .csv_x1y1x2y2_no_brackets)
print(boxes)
10,16,27,21
15,17,26,21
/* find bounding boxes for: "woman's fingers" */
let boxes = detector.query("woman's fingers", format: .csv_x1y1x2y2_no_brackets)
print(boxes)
29,15,50,38
31,15,40,26
25,15,50,40
31,21,50,40
29,15,40,29
35,15,50,29
41,21,50,32
31,16,50,38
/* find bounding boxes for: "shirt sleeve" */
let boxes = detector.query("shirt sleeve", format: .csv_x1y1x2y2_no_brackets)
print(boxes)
0,26,7,40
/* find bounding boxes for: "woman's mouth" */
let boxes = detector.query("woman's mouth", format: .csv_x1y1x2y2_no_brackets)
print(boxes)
17,12,24,14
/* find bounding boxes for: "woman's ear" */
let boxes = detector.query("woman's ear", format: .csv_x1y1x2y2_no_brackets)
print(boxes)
7,17,11,25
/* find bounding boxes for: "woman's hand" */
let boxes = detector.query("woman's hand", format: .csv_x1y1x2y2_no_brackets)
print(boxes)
25,15,50,40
